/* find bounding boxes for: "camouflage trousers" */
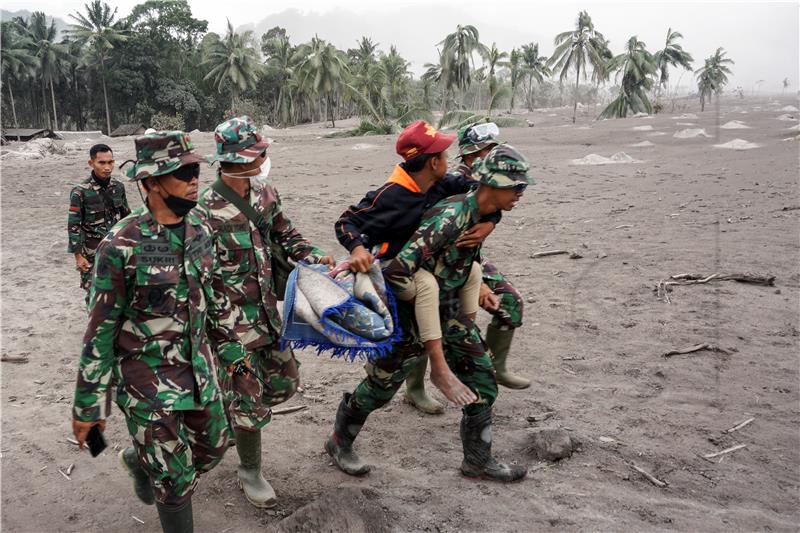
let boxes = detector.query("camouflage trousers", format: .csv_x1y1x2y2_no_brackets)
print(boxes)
120,397,231,506
348,301,497,418
482,260,524,331
221,345,300,432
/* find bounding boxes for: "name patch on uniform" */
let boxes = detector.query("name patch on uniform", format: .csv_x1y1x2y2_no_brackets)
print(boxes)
186,232,214,260
219,221,250,233
138,240,178,266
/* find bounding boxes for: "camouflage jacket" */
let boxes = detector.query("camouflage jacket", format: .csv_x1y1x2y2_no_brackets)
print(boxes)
67,174,131,257
73,206,246,422
195,181,325,350
384,191,482,318
452,162,474,180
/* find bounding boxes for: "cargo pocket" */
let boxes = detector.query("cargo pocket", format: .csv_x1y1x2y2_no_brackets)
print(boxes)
132,267,180,317
217,231,255,278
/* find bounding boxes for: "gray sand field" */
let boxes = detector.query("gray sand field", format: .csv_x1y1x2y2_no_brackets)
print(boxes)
2,96,799,532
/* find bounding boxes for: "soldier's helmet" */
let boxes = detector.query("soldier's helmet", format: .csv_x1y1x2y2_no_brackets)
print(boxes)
123,131,203,181
457,121,501,158
474,144,536,189
212,116,271,164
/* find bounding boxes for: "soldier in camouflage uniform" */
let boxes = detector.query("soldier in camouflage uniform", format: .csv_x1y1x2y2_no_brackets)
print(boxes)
195,116,332,508
454,122,530,389
67,143,131,304
72,132,247,533
326,143,533,482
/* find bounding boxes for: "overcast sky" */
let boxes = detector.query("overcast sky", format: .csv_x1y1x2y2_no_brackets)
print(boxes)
4,0,798,91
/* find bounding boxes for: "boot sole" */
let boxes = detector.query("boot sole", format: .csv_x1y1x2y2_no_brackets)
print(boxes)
324,439,371,476
118,449,155,505
460,470,528,483
403,394,445,415
237,479,277,509
496,380,531,390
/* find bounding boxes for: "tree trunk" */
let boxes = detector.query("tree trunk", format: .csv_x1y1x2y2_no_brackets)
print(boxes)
527,73,533,111
509,79,515,114
49,77,59,131
73,65,84,130
8,83,19,129
327,92,335,127
100,57,112,135
572,64,581,123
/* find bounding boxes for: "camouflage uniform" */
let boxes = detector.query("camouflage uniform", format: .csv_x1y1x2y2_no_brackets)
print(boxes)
452,162,524,331
197,116,326,433
73,132,245,506
67,174,130,295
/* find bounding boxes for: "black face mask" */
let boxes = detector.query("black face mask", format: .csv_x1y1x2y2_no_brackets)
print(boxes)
162,194,197,218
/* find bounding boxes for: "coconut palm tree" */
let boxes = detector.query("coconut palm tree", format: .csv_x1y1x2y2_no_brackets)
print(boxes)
694,47,734,112
439,24,485,107
481,43,508,97
653,28,693,102
520,42,550,111
293,36,349,127
263,34,294,126
599,36,657,118
507,48,522,113
549,10,607,122
203,21,263,110
20,12,65,130
67,0,127,134
378,45,411,114
1,21,36,128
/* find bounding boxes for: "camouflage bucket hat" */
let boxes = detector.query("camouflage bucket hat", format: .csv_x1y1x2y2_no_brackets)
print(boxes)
457,121,500,157
474,144,536,188
212,115,271,164
123,131,203,181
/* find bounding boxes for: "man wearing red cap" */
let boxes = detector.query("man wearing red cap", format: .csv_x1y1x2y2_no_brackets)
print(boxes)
326,121,526,480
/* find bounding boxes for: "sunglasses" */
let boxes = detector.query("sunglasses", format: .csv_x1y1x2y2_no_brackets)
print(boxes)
172,164,200,182
512,183,527,193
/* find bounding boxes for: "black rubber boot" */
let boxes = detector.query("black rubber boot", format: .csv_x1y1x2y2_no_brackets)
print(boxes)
119,447,154,505
156,498,193,533
235,429,277,508
460,408,527,482
324,393,371,476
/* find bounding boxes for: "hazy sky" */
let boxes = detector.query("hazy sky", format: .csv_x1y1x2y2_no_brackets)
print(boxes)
4,0,798,91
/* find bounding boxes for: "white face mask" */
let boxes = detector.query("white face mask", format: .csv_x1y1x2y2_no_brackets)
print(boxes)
249,157,272,187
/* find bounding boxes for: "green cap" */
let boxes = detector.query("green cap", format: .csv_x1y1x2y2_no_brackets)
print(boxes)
474,144,535,188
212,115,271,164
457,121,500,157
123,131,203,181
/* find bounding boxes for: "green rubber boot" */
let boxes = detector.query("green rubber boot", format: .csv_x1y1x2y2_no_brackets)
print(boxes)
235,429,277,508
119,447,154,505
156,498,193,533
486,326,530,389
460,408,527,482
403,357,444,414
324,393,371,476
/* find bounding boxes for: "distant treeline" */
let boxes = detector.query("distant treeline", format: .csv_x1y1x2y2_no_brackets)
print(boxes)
1,1,743,134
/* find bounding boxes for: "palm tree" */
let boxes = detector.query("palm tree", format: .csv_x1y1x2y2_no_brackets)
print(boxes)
293,36,349,127
507,48,522,113
20,12,65,130
694,47,734,112
67,0,126,134
422,59,443,110
599,36,657,118
1,21,35,128
481,43,508,97
439,25,485,108
203,21,263,110
378,46,411,114
549,10,607,122
264,34,295,125
782,77,790,95
62,37,88,130
653,28,693,103
521,42,550,111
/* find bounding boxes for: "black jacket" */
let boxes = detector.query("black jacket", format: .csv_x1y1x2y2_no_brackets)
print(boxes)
335,164,500,260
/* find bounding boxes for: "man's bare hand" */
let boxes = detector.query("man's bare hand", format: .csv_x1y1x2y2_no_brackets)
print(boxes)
73,419,106,450
317,255,335,269
456,221,495,248
74,253,91,273
348,245,374,273
479,283,500,311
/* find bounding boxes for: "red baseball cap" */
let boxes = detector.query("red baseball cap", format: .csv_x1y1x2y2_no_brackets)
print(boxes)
396,120,456,161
